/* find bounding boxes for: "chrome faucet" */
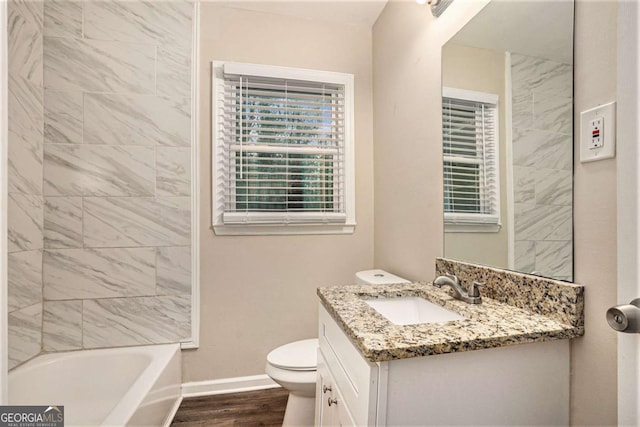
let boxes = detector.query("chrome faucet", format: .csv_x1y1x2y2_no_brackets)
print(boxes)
433,274,483,304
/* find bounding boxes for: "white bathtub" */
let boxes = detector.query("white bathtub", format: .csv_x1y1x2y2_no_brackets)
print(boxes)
8,344,182,427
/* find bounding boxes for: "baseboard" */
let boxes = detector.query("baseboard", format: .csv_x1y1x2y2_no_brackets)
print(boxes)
181,374,280,398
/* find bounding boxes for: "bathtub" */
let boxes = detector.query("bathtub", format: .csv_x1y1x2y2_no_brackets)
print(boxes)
8,344,182,426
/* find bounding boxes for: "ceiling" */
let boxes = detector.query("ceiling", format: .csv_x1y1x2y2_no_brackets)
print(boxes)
211,0,389,28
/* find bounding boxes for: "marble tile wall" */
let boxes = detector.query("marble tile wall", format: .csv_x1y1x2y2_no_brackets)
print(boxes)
8,0,194,368
511,53,573,281
8,0,45,369
41,0,194,351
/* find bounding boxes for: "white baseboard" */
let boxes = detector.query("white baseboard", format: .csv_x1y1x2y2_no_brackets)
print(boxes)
182,374,280,398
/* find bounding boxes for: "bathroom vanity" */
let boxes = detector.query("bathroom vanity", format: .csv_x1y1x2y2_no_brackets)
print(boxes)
315,262,584,426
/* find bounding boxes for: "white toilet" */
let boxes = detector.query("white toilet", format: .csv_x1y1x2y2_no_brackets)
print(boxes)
266,338,318,426
265,270,410,426
354,269,410,286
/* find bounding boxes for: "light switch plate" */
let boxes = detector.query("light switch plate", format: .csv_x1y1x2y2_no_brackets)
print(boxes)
580,101,616,163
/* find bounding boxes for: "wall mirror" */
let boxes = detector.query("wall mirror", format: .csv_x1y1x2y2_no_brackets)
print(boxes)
442,0,574,281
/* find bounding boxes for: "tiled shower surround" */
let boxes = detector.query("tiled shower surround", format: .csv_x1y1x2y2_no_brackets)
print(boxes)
511,53,573,281
8,0,194,369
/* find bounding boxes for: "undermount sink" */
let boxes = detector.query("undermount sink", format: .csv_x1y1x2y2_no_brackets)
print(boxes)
365,296,464,326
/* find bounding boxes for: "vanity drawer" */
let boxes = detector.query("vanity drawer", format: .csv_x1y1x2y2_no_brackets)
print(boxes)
318,304,378,426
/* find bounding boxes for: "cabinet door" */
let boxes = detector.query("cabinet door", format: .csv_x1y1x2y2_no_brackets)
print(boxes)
333,382,356,427
316,349,335,427
318,304,379,426
317,349,357,427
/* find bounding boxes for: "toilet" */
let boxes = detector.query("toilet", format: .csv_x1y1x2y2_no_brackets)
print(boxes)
265,339,318,426
354,269,411,286
265,270,410,426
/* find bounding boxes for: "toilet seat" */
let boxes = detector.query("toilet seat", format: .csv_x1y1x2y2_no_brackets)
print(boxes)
266,338,318,371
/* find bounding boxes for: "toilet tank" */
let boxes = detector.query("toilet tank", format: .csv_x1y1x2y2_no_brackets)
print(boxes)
355,269,410,285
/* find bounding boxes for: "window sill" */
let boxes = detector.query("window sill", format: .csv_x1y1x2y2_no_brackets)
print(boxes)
212,223,356,236
444,222,501,233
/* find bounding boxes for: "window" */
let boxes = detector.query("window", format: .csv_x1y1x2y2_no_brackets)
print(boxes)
442,87,500,232
212,62,355,235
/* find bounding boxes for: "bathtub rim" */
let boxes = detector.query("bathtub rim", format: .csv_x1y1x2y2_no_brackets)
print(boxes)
8,343,182,426
102,343,181,426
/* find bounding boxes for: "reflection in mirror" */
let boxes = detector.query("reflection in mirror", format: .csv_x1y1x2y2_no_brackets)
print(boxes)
442,0,574,281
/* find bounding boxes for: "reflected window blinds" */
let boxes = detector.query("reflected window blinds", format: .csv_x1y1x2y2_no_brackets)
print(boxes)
442,91,500,228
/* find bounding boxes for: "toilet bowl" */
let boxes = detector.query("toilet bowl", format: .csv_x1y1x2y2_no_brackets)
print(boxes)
265,270,409,426
265,338,318,426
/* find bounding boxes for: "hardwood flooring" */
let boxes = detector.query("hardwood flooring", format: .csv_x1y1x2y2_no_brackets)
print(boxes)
171,388,289,426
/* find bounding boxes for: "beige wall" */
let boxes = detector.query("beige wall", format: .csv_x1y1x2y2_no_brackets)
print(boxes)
442,43,509,269
571,0,618,424
373,0,617,424
372,0,488,282
184,3,374,381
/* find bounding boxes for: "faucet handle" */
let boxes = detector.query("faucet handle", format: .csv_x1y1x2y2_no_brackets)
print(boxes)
468,281,485,298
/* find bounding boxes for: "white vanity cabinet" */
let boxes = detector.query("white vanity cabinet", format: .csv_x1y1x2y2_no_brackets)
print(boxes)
316,304,571,426
316,304,379,426
316,351,356,427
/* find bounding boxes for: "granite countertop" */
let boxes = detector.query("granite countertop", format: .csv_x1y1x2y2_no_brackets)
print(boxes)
317,281,583,362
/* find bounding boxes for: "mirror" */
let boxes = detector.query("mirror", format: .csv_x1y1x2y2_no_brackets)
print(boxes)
442,0,574,281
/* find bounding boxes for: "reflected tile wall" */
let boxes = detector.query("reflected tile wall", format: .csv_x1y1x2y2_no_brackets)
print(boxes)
511,53,573,280
513,166,535,204
535,241,573,278
512,128,572,171
514,204,572,241
514,241,536,274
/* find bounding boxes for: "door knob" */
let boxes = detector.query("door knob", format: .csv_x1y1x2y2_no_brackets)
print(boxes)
607,298,640,332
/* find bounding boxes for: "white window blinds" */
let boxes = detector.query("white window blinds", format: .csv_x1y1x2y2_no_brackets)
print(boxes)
212,63,355,232
442,88,500,228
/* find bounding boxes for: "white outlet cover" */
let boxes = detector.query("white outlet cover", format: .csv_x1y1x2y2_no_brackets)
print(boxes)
580,101,616,163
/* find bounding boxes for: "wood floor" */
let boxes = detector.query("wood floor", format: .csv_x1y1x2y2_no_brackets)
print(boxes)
171,388,289,426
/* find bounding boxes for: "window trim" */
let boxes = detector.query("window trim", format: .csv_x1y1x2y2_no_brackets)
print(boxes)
442,87,501,233
211,61,356,236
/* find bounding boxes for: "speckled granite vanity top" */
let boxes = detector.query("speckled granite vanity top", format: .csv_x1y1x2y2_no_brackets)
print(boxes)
317,259,584,363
